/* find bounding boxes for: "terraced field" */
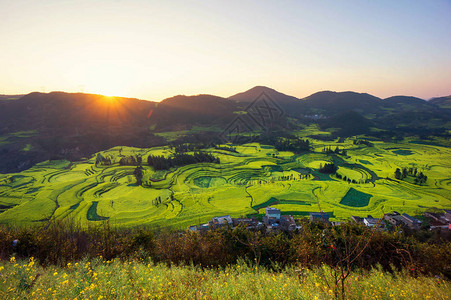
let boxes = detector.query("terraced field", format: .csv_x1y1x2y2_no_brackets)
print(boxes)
0,140,450,229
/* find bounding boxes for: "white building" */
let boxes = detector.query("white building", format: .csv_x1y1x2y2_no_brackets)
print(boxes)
265,207,281,220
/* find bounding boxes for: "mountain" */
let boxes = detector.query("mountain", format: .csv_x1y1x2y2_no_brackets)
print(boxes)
302,91,382,115
0,94,24,101
321,110,373,136
383,96,435,111
229,86,308,116
0,92,157,135
0,92,164,172
0,88,450,173
229,86,299,103
152,94,239,130
429,96,451,109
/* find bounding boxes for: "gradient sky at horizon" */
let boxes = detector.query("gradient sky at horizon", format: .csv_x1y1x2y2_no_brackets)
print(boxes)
1,0,451,100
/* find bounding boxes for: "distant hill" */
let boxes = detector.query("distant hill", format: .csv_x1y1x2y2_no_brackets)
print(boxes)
302,91,382,115
429,95,451,109
229,86,299,104
0,92,156,135
152,94,239,130
0,92,164,172
229,86,308,115
0,94,24,101
0,88,450,172
321,110,373,136
383,96,435,110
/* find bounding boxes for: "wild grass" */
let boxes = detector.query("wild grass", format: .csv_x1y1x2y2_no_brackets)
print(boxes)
0,257,449,299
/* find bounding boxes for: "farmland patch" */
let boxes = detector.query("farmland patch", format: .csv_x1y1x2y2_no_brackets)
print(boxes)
340,188,372,207
392,149,413,156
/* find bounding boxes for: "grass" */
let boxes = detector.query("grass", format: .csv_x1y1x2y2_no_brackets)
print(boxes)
0,140,450,228
1,257,449,299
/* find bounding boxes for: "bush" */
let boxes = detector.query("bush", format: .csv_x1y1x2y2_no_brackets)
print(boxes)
0,220,449,278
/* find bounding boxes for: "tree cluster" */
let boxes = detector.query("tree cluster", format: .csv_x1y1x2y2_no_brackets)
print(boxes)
258,132,311,153
322,146,348,156
335,173,370,184
353,139,373,147
133,166,144,186
95,153,112,166
153,196,162,206
319,163,338,174
147,152,220,170
214,145,238,153
394,167,427,185
273,138,310,153
119,155,142,166
170,142,206,154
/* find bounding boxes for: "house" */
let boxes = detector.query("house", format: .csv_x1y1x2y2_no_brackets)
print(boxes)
351,216,363,223
429,220,449,230
309,212,330,223
263,207,281,226
266,207,281,219
444,210,451,222
209,215,233,228
425,212,445,222
280,215,296,231
363,217,380,227
425,212,450,230
232,217,258,228
188,225,197,231
401,213,422,229
384,212,403,226
199,224,210,231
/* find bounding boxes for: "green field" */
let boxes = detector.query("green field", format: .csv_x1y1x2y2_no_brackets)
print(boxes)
0,139,450,228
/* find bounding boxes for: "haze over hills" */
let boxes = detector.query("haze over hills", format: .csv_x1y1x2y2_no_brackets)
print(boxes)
0,87,450,173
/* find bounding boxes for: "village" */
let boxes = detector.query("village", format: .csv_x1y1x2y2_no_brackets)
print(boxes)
188,207,451,234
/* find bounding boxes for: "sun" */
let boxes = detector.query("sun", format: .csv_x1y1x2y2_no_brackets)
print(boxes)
82,64,133,98
104,95,117,101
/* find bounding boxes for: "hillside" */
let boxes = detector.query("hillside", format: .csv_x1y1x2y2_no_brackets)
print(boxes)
320,110,374,136
302,91,382,115
0,94,24,101
151,94,239,130
229,85,299,104
0,92,163,172
229,86,307,116
430,95,451,109
1,140,449,228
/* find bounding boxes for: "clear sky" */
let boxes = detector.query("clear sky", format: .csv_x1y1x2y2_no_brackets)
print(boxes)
1,0,451,100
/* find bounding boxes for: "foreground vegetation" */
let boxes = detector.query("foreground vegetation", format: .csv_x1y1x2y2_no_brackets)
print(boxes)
1,257,450,299
1,221,450,275
1,217,450,299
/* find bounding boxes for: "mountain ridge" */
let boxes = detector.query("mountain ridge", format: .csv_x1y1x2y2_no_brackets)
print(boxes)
0,88,449,173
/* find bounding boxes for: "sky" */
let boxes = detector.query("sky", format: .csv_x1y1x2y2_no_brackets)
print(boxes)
1,0,451,100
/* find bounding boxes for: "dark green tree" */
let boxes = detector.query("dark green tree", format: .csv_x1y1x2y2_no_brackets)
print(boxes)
133,166,144,186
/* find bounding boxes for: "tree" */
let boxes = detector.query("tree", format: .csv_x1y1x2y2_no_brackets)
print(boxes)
133,166,144,186
319,163,338,174
394,168,402,180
